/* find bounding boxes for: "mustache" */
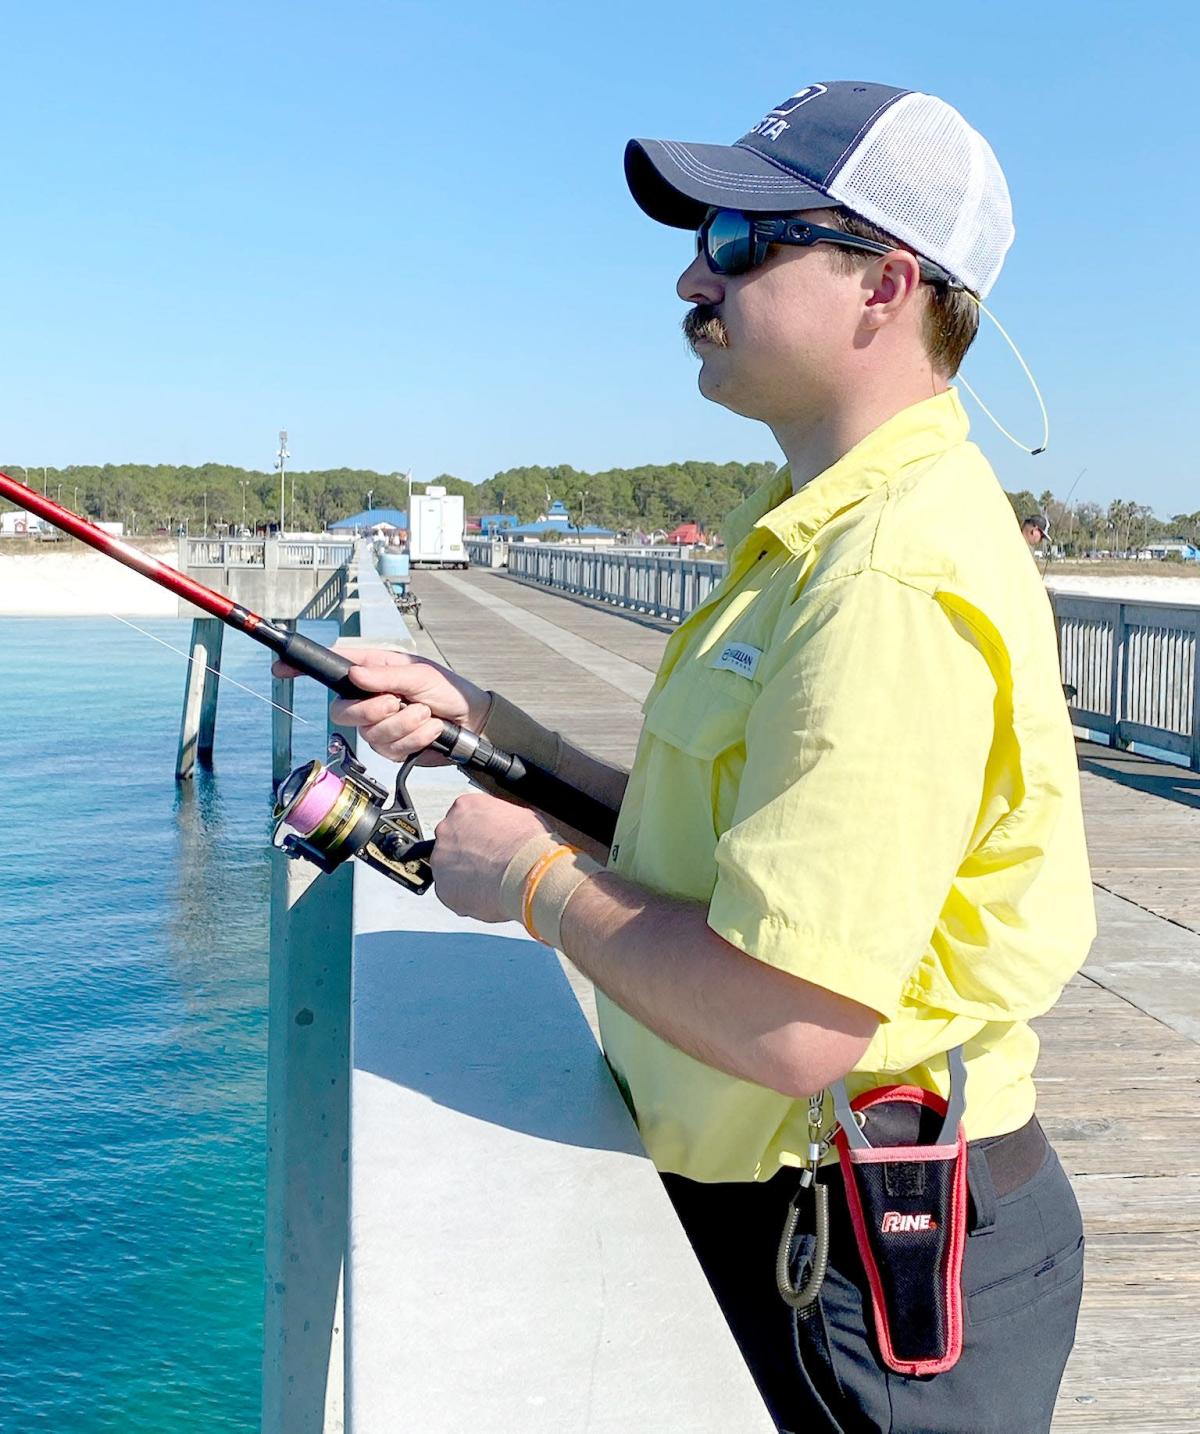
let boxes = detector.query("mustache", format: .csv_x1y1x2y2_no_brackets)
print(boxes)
682,304,729,352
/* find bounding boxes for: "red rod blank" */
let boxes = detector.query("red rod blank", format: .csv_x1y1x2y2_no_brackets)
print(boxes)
0,472,243,623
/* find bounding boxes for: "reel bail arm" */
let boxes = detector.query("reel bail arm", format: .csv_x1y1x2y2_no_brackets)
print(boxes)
273,735,434,894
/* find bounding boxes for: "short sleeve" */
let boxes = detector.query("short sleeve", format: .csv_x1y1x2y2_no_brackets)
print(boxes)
706,569,997,1018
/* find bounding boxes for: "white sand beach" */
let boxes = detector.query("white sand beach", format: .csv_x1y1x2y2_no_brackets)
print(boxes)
0,544,182,617
1043,573,1200,606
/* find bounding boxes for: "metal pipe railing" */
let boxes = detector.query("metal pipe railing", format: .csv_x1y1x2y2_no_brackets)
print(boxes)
502,542,725,624
1054,593,1200,769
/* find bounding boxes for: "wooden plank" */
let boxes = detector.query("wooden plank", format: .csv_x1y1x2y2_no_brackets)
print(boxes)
489,566,675,670
409,570,650,769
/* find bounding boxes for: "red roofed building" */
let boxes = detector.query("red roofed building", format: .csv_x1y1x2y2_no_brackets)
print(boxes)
665,522,705,546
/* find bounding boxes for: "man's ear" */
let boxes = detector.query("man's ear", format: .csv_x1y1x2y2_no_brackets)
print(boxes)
861,251,923,328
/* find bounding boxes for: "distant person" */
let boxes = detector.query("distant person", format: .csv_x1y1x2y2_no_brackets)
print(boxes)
282,81,1092,1433
1022,513,1050,549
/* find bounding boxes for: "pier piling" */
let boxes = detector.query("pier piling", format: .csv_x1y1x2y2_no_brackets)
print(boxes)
176,617,225,780
270,619,298,787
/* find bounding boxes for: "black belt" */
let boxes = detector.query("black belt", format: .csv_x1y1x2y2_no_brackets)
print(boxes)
972,1116,1048,1198
815,1115,1047,1199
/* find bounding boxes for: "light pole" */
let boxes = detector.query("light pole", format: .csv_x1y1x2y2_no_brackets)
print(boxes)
275,430,290,536
73,485,79,512
366,488,375,526
202,492,208,536
42,466,47,495
12,464,29,488
239,479,250,531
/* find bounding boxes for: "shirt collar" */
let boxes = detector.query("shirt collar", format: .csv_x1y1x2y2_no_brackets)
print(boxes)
726,388,970,558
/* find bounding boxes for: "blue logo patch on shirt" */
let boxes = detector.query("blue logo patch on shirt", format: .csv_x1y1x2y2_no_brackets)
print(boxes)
711,642,762,680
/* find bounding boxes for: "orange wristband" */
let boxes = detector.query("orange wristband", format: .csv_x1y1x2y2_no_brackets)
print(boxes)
521,844,581,943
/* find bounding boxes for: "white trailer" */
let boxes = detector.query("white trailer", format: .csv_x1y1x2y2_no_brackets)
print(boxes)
408,486,467,568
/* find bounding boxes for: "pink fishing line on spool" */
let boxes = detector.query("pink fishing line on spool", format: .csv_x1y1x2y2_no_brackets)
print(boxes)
284,767,346,835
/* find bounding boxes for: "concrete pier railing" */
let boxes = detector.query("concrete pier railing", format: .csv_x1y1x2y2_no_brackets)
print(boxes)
178,535,355,619
262,547,773,1433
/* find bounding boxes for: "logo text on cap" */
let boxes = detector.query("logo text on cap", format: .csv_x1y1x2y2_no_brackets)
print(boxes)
749,83,827,142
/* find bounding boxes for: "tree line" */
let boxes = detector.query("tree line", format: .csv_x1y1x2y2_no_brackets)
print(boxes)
1,460,1195,553
0,459,780,537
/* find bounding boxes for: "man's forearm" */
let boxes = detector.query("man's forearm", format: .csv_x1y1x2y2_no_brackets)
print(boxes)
558,871,877,1098
470,690,628,859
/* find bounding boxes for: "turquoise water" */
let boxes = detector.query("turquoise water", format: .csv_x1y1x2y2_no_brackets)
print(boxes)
0,618,335,1433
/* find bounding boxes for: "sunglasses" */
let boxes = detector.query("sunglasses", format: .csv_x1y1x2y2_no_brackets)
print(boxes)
696,208,957,286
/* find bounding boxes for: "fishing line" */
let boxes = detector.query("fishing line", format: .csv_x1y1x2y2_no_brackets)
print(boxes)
22,560,311,725
104,612,314,725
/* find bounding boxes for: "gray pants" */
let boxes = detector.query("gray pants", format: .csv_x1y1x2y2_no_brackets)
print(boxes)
663,1142,1084,1433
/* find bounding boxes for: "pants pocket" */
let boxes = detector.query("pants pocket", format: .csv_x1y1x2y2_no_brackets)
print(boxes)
967,1233,1085,1325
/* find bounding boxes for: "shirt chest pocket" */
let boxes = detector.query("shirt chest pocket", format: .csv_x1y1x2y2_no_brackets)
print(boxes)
641,669,757,834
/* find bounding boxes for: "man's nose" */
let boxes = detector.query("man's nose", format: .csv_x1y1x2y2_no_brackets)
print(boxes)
677,251,725,305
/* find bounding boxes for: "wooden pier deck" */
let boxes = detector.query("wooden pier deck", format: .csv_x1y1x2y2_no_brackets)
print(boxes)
410,565,1200,1432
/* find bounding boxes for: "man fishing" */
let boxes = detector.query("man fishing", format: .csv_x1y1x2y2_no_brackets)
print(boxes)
1022,513,1051,549
299,82,1094,1433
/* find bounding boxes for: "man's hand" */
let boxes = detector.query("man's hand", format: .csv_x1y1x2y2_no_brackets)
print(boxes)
432,791,554,923
272,646,490,766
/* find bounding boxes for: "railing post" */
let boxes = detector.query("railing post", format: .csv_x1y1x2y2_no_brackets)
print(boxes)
1191,611,1200,772
1106,606,1122,750
1115,603,1132,750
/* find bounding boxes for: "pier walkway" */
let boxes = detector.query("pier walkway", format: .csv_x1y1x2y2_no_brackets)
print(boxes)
408,564,1200,1432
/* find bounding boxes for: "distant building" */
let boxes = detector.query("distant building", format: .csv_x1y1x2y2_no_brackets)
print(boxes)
664,521,706,546
477,513,520,537
330,508,408,538
0,509,45,537
1136,541,1200,562
507,500,616,545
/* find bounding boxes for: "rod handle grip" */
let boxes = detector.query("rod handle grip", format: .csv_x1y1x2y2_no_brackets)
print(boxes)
278,631,363,698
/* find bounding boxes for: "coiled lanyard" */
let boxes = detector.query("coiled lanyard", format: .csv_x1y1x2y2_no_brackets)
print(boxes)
775,1089,833,1314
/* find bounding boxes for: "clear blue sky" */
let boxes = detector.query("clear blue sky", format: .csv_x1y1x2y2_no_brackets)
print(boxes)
2,2,1196,515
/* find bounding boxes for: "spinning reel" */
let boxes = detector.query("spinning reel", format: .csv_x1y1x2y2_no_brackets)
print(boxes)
272,734,434,894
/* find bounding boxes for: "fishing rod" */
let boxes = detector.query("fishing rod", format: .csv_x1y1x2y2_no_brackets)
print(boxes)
1040,466,1087,580
0,474,620,884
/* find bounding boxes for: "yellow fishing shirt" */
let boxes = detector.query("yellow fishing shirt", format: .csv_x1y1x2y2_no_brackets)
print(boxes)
600,388,1095,1183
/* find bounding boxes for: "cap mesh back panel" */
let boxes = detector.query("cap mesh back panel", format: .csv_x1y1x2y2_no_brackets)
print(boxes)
828,93,1014,296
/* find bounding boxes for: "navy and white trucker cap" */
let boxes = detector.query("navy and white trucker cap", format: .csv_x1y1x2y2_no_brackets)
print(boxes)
625,82,1014,297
